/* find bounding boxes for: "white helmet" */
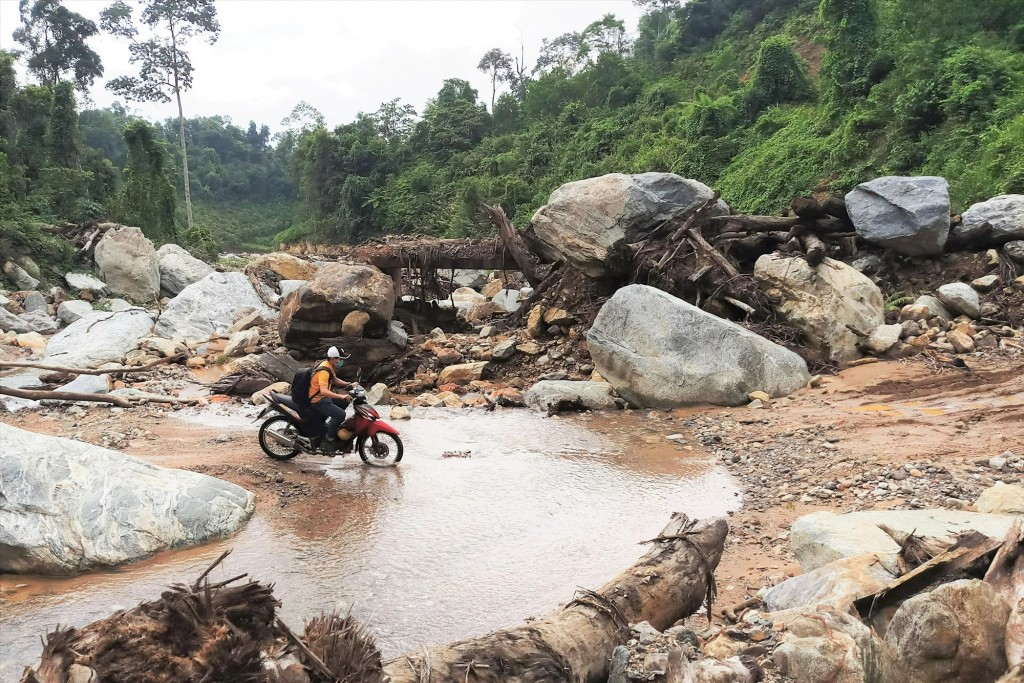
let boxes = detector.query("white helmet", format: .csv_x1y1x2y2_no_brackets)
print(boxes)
326,346,350,359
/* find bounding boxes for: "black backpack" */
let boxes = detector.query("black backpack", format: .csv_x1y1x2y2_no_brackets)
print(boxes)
291,366,330,406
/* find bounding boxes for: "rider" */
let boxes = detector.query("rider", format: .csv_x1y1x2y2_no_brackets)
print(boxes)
310,346,354,445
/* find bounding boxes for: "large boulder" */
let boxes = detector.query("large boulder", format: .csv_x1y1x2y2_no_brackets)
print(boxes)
156,243,214,296
790,509,1016,572
246,252,318,281
20,310,58,334
975,482,1024,515
44,309,153,368
754,255,885,363
955,195,1024,243
530,172,729,277
94,226,160,301
525,380,619,412
586,285,809,408
156,272,276,343
278,264,395,350
845,176,950,256
883,580,1010,683
0,422,255,574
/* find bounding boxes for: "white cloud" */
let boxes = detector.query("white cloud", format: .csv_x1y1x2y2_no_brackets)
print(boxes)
0,0,643,131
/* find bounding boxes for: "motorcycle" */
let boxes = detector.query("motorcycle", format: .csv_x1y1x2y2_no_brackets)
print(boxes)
255,385,403,466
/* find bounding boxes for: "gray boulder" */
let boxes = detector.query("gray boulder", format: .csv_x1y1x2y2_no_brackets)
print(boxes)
64,272,107,294
754,255,884,363
45,309,154,368
156,243,214,296
790,509,1016,572
525,380,619,412
278,263,395,350
156,272,276,343
1005,241,1024,263
883,580,1010,683
438,269,490,289
955,195,1024,243
530,172,729,277
846,176,950,256
492,289,521,312
54,373,112,397
22,291,48,313
764,553,898,612
387,320,409,348
914,295,953,321
3,260,39,290
936,282,981,319
0,422,255,574
94,226,160,301
56,300,94,325
587,285,809,408
0,306,30,333
19,310,58,334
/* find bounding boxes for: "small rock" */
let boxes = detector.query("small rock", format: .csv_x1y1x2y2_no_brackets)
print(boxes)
936,282,981,319
390,406,411,420
341,310,371,336
749,399,765,409
989,456,1007,471
748,390,771,403
491,339,516,360
231,310,265,333
972,274,1000,292
516,341,543,355
947,329,976,354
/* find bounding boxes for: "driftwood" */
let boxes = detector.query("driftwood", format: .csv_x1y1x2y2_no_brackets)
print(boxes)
0,353,186,376
878,524,949,573
0,386,133,407
855,531,1002,622
484,204,543,287
706,215,849,235
800,233,827,267
383,514,728,683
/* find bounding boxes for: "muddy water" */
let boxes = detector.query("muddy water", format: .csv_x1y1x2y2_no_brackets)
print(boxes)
0,409,738,678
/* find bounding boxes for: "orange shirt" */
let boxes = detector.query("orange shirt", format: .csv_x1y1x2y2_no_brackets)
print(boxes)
309,361,335,403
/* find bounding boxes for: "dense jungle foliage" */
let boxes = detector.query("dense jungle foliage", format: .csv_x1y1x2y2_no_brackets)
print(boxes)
3,0,1024,262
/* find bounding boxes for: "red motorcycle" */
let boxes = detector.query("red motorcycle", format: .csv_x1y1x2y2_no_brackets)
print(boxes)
256,385,403,466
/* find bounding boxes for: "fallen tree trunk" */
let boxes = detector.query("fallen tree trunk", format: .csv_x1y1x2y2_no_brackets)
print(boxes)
706,215,849,235
484,203,543,287
0,354,186,376
0,386,132,407
383,514,728,683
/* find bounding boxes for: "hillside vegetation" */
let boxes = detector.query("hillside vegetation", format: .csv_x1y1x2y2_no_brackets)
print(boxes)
2,0,1023,263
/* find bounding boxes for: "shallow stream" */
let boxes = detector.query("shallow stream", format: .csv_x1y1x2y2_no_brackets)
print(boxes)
0,408,738,678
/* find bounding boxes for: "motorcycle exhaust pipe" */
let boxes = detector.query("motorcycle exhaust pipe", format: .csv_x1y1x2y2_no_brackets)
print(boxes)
266,429,295,448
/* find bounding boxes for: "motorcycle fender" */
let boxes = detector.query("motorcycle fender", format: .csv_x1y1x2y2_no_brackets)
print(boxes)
254,406,275,422
366,420,400,437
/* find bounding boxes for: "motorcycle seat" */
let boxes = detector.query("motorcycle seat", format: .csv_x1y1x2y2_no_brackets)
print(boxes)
270,391,302,411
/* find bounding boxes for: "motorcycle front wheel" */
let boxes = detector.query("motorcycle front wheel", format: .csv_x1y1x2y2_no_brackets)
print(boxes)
358,432,403,467
259,416,301,460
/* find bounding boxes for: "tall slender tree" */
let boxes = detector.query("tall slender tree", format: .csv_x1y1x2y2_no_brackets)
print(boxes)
13,0,104,92
477,48,512,111
101,0,219,230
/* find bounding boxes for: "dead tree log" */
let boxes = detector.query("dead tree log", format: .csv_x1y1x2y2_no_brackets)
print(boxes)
706,215,849,236
0,386,132,407
986,518,1024,667
0,353,186,376
800,234,827,267
383,514,728,683
484,204,543,287
511,261,564,324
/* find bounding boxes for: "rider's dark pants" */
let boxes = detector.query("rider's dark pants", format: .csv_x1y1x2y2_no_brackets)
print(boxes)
312,398,349,440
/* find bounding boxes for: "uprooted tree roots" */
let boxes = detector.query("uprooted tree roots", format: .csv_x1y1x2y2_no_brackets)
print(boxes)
19,550,386,683
20,515,727,683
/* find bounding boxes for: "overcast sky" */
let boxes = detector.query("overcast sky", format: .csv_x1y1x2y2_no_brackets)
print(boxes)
0,0,644,132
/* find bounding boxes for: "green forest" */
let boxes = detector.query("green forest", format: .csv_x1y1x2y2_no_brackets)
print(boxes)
2,0,1024,268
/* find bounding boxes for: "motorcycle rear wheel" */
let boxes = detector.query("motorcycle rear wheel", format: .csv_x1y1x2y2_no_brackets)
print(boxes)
358,432,403,467
259,416,301,460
